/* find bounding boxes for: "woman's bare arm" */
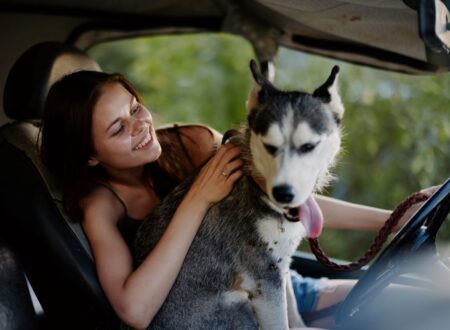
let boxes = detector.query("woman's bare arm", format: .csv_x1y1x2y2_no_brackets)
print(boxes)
177,124,222,167
315,194,391,232
315,186,439,232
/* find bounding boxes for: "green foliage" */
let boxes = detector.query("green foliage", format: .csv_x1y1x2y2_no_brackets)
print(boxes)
88,34,449,261
275,50,450,260
88,33,254,130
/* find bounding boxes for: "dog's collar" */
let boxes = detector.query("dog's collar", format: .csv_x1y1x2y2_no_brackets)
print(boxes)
283,207,300,222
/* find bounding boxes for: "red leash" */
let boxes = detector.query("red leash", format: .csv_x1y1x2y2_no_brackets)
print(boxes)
309,192,429,272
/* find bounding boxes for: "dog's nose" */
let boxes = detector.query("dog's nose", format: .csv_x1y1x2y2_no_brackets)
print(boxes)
272,185,295,204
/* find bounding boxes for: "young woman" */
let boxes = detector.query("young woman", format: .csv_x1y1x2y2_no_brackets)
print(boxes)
40,71,245,329
40,70,435,329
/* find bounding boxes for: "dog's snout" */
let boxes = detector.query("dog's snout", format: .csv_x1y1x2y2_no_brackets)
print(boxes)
272,185,295,204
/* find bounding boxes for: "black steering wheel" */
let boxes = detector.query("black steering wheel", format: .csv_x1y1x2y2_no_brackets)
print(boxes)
335,178,450,326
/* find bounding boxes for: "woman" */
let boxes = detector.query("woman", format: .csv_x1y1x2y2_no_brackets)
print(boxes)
41,70,244,329
40,70,433,329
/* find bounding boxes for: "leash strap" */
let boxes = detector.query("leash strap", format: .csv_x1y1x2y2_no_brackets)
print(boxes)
309,191,429,272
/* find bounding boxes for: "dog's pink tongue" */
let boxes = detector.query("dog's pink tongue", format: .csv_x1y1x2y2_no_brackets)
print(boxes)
299,196,324,238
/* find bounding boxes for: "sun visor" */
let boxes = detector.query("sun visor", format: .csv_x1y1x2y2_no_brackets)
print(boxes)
247,0,450,73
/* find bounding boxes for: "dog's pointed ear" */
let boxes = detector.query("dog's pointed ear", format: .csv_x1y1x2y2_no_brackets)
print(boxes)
247,59,275,113
313,65,344,123
249,59,270,87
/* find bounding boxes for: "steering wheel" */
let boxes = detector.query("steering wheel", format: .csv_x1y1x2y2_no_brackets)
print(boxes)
335,178,450,326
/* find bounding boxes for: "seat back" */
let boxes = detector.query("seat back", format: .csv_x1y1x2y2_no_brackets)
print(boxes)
0,239,38,330
0,42,119,329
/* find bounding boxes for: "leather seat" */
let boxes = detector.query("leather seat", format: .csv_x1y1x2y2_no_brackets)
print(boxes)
0,42,118,329
0,239,38,330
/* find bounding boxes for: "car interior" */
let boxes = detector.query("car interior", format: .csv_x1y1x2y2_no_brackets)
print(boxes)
1,41,119,329
0,1,449,329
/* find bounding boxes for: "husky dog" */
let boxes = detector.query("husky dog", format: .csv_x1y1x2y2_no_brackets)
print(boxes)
133,60,344,330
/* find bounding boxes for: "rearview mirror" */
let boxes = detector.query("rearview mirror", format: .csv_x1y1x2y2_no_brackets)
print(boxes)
419,0,450,53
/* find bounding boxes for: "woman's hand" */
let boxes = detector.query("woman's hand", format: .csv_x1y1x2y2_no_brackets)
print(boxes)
394,185,441,231
186,143,243,207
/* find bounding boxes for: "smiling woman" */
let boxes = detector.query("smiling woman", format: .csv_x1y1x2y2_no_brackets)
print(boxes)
88,82,161,169
38,67,244,328
41,72,159,220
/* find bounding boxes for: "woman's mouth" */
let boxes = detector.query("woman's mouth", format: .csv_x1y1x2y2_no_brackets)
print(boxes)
133,132,153,151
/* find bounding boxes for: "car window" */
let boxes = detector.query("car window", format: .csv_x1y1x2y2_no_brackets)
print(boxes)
88,34,254,132
88,34,450,261
274,48,450,261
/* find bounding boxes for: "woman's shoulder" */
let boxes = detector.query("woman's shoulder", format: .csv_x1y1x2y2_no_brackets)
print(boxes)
80,185,126,226
157,123,222,145
157,123,222,169
80,186,131,257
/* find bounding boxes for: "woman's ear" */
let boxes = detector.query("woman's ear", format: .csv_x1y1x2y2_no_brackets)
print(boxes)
87,157,99,166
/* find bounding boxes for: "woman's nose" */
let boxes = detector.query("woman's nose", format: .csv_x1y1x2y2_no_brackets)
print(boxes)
131,118,146,136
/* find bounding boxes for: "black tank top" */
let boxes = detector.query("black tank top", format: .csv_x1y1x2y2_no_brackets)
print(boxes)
94,182,143,249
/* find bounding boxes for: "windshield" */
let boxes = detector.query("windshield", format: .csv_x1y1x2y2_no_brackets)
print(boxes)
88,33,450,261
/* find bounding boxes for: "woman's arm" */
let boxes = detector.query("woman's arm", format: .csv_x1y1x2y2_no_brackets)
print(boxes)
315,194,391,232
83,190,214,329
176,124,222,167
315,186,439,233
83,144,242,329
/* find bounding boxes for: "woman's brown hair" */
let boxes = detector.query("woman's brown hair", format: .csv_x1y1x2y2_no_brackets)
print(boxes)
40,71,177,220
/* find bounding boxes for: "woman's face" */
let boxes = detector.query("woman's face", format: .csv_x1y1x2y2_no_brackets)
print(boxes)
89,82,161,171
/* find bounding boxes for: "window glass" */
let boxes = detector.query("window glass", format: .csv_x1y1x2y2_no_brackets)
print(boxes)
88,33,254,132
274,48,450,260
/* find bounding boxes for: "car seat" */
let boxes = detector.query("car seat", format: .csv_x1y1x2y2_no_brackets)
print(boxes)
0,239,38,330
0,42,119,329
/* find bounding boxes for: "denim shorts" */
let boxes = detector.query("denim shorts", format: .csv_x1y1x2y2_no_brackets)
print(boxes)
290,270,330,314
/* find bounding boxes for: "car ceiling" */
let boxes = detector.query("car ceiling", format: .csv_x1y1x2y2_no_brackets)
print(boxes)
0,0,448,75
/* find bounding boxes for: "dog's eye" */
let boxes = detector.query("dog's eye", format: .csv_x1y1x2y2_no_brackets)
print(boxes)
263,143,278,155
299,143,316,153
333,113,342,126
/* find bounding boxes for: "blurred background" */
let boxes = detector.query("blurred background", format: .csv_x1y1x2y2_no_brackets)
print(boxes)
88,33,450,261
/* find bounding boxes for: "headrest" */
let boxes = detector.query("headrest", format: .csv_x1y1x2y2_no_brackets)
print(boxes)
3,42,101,120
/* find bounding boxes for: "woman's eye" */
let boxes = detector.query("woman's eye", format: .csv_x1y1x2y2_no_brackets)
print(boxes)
113,125,124,136
299,143,316,153
131,105,141,115
263,144,278,155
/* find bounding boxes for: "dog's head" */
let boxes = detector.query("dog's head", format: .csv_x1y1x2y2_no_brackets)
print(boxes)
246,60,343,229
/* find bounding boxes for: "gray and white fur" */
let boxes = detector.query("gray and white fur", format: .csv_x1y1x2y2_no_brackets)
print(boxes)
133,60,344,330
